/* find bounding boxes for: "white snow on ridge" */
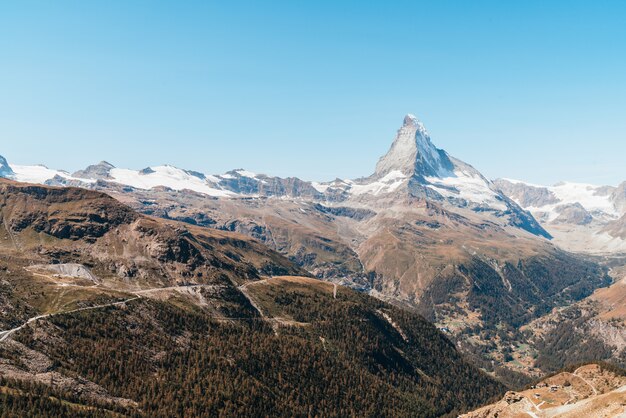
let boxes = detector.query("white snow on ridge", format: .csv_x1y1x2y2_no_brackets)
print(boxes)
109,166,234,197
349,170,406,196
9,163,233,197
426,170,506,210
311,182,330,193
500,178,545,188
11,164,95,185
234,169,258,178
551,182,616,215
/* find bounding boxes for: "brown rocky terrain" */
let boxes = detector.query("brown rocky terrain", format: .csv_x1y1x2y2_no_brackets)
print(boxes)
0,178,306,329
462,363,626,418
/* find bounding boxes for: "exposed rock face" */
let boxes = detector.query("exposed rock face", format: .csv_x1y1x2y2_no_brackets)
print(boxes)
553,203,593,225
494,179,559,207
217,170,324,199
612,181,626,213
0,181,138,241
362,115,550,238
30,263,100,283
603,213,626,240
71,161,114,180
0,178,305,288
0,155,14,178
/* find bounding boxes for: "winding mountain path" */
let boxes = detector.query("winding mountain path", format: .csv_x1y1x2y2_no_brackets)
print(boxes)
0,296,140,342
0,279,316,343
571,367,598,396
0,283,223,342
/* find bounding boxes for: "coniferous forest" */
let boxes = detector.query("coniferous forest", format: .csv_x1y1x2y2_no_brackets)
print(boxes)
0,279,504,417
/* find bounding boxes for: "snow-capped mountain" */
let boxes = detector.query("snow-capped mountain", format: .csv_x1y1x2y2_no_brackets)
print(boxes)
494,179,622,222
0,114,548,239
372,114,510,210
495,178,626,253
375,114,455,179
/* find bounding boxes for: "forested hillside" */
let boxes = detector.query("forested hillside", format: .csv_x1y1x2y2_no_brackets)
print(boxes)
0,277,504,417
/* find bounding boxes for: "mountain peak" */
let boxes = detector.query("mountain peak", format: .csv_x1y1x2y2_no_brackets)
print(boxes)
72,160,115,180
402,113,427,133
375,114,453,179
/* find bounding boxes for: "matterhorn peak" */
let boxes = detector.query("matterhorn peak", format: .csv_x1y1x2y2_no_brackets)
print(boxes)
374,114,453,179
402,113,428,134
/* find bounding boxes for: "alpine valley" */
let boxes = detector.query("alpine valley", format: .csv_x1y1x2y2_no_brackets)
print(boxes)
1,114,625,416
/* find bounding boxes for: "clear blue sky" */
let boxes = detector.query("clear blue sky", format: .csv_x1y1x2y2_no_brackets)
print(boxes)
1,1,625,185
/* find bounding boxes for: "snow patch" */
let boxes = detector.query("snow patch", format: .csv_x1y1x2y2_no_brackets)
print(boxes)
11,164,95,185
234,169,258,178
426,170,507,210
377,310,409,342
349,170,407,196
513,180,620,222
109,166,234,197
311,182,330,193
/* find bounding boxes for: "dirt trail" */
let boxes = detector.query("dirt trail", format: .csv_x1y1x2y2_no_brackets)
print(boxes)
0,297,140,342
133,284,220,295
0,284,222,343
571,367,598,395
238,278,273,318
2,218,20,251
0,279,314,343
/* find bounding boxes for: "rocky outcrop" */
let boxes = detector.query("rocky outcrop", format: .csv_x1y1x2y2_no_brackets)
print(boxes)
494,179,559,207
553,203,593,225
71,161,114,180
0,180,137,241
0,178,306,286
612,181,626,213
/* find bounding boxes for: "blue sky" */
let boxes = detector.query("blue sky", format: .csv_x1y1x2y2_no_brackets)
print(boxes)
1,1,625,185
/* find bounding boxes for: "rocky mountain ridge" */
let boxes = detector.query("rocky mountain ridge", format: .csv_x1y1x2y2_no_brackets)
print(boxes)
0,114,549,239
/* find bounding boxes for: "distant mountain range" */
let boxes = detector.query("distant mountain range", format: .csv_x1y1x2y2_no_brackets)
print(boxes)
495,178,626,253
3,115,624,255
2,115,553,237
